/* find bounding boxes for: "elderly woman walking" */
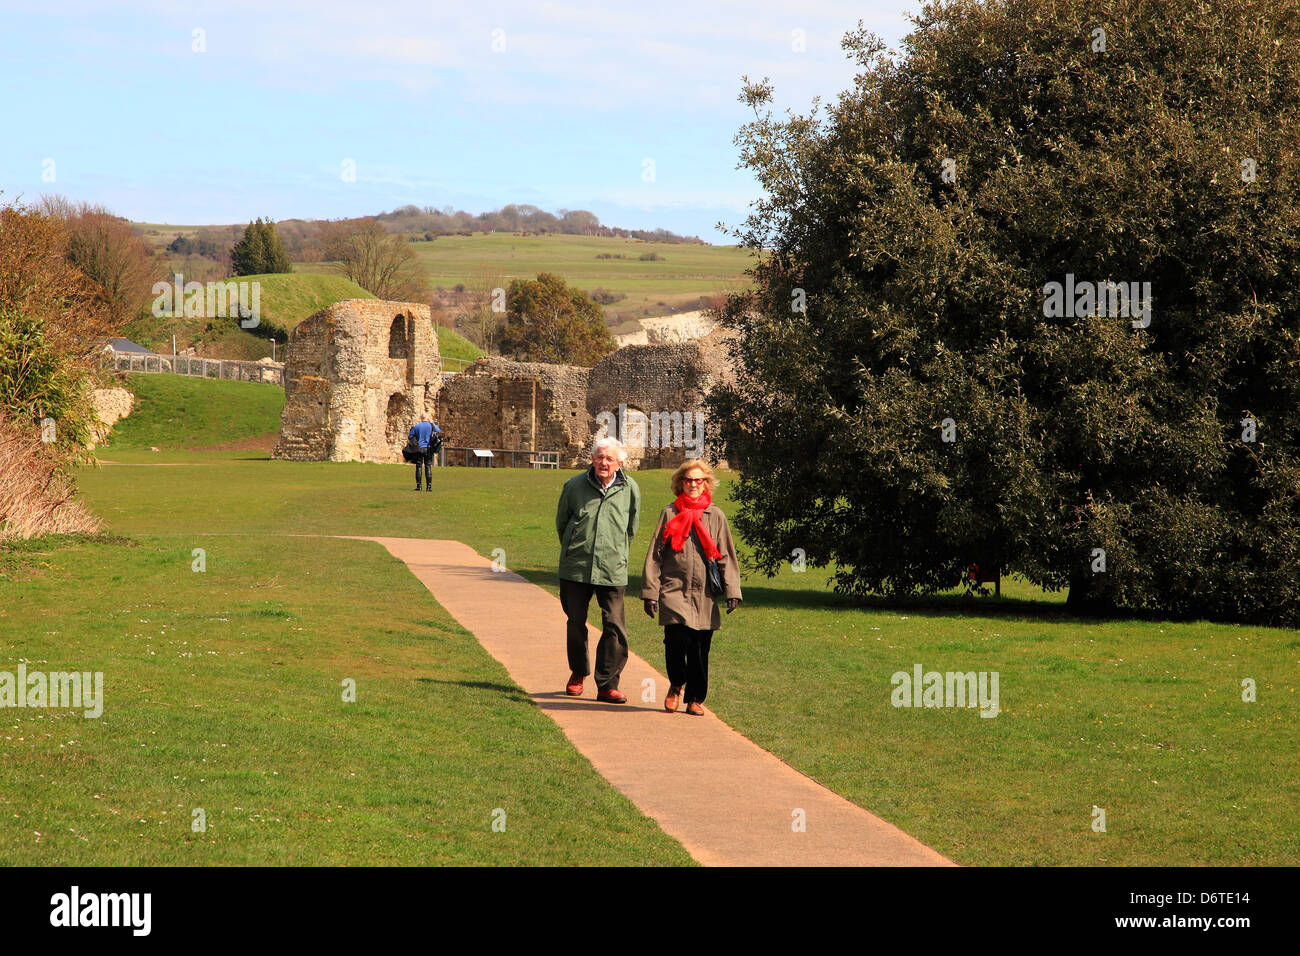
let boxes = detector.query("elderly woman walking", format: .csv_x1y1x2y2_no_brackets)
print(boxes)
641,459,742,716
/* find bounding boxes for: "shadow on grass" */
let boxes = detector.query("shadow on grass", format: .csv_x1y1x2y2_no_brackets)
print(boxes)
416,677,531,703
509,564,1166,627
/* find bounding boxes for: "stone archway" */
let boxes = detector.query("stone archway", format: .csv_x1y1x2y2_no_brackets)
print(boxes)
385,392,414,454
388,314,409,359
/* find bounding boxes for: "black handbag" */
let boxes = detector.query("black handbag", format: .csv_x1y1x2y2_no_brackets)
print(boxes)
691,527,726,598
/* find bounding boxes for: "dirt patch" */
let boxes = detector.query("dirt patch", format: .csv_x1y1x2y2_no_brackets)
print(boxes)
187,434,277,452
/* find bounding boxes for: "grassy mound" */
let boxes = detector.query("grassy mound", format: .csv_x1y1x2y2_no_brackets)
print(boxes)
122,273,376,359
437,326,482,368
231,273,376,339
104,374,284,451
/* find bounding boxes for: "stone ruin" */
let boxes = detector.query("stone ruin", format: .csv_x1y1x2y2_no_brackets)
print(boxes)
436,327,736,469
585,332,735,469
273,299,440,463
273,297,736,469
435,358,591,467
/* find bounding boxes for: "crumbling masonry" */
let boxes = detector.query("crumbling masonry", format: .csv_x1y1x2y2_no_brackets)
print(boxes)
274,299,735,469
273,299,440,463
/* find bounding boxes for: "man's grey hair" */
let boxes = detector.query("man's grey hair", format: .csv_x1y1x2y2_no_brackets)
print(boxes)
591,436,627,463
420,414,430,423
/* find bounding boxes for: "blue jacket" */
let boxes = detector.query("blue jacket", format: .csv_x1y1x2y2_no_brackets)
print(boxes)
409,421,440,449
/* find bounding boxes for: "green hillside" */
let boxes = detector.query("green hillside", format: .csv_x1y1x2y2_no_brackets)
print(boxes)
437,326,483,369
124,273,377,359
132,226,754,348
288,233,753,321
390,232,753,320
232,273,376,339
104,373,284,451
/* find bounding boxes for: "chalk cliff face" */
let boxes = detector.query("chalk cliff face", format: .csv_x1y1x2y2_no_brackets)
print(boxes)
612,310,720,348
273,300,441,463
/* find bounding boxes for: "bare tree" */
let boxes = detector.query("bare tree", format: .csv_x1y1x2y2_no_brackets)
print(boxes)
463,265,507,354
40,197,155,324
320,218,428,301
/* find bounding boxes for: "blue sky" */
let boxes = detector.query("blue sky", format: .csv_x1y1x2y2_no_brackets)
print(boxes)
0,1,917,242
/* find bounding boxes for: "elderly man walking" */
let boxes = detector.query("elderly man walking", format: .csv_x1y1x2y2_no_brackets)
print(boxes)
556,437,640,703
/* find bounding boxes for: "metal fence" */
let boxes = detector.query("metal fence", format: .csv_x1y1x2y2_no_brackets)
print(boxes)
106,351,285,386
442,447,560,469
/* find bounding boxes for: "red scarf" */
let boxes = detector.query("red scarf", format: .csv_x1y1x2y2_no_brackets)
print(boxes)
663,490,722,560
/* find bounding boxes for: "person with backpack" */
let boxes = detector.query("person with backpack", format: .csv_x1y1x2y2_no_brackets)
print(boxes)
406,414,442,492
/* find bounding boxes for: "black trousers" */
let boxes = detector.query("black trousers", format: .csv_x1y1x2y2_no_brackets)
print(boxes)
413,448,433,487
559,579,628,691
664,623,713,704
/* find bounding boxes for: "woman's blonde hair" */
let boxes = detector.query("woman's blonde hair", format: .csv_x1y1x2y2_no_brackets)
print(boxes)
670,459,717,497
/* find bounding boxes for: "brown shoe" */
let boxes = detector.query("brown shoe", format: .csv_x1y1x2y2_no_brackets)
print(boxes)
664,686,681,712
686,701,704,716
596,688,627,704
565,672,584,696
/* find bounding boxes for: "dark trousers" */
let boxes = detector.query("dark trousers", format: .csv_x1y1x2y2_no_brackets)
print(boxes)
559,579,628,691
413,448,433,487
664,623,713,704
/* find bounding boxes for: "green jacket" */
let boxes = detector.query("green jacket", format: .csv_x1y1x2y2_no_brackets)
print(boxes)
556,466,641,586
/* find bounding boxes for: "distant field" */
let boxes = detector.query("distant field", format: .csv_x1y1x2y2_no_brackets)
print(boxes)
412,233,754,321
284,232,755,322
133,224,755,325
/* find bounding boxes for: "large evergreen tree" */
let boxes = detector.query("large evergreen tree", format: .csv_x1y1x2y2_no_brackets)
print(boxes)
231,218,292,275
711,0,1300,625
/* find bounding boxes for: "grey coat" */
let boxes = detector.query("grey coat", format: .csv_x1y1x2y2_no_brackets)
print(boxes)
640,503,743,630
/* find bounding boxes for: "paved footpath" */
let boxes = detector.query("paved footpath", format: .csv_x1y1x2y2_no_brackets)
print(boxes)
359,536,955,867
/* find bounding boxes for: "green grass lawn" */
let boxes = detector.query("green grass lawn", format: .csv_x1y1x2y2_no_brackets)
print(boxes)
0,532,692,865
103,374,285,451
10,375,1298,865
66,444,1300,866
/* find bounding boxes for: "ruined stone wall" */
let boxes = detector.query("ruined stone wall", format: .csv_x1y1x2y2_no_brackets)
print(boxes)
586,340,734,470
273,299,440,463
275,302,737,470
435,358,590,467
89,387,133,448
